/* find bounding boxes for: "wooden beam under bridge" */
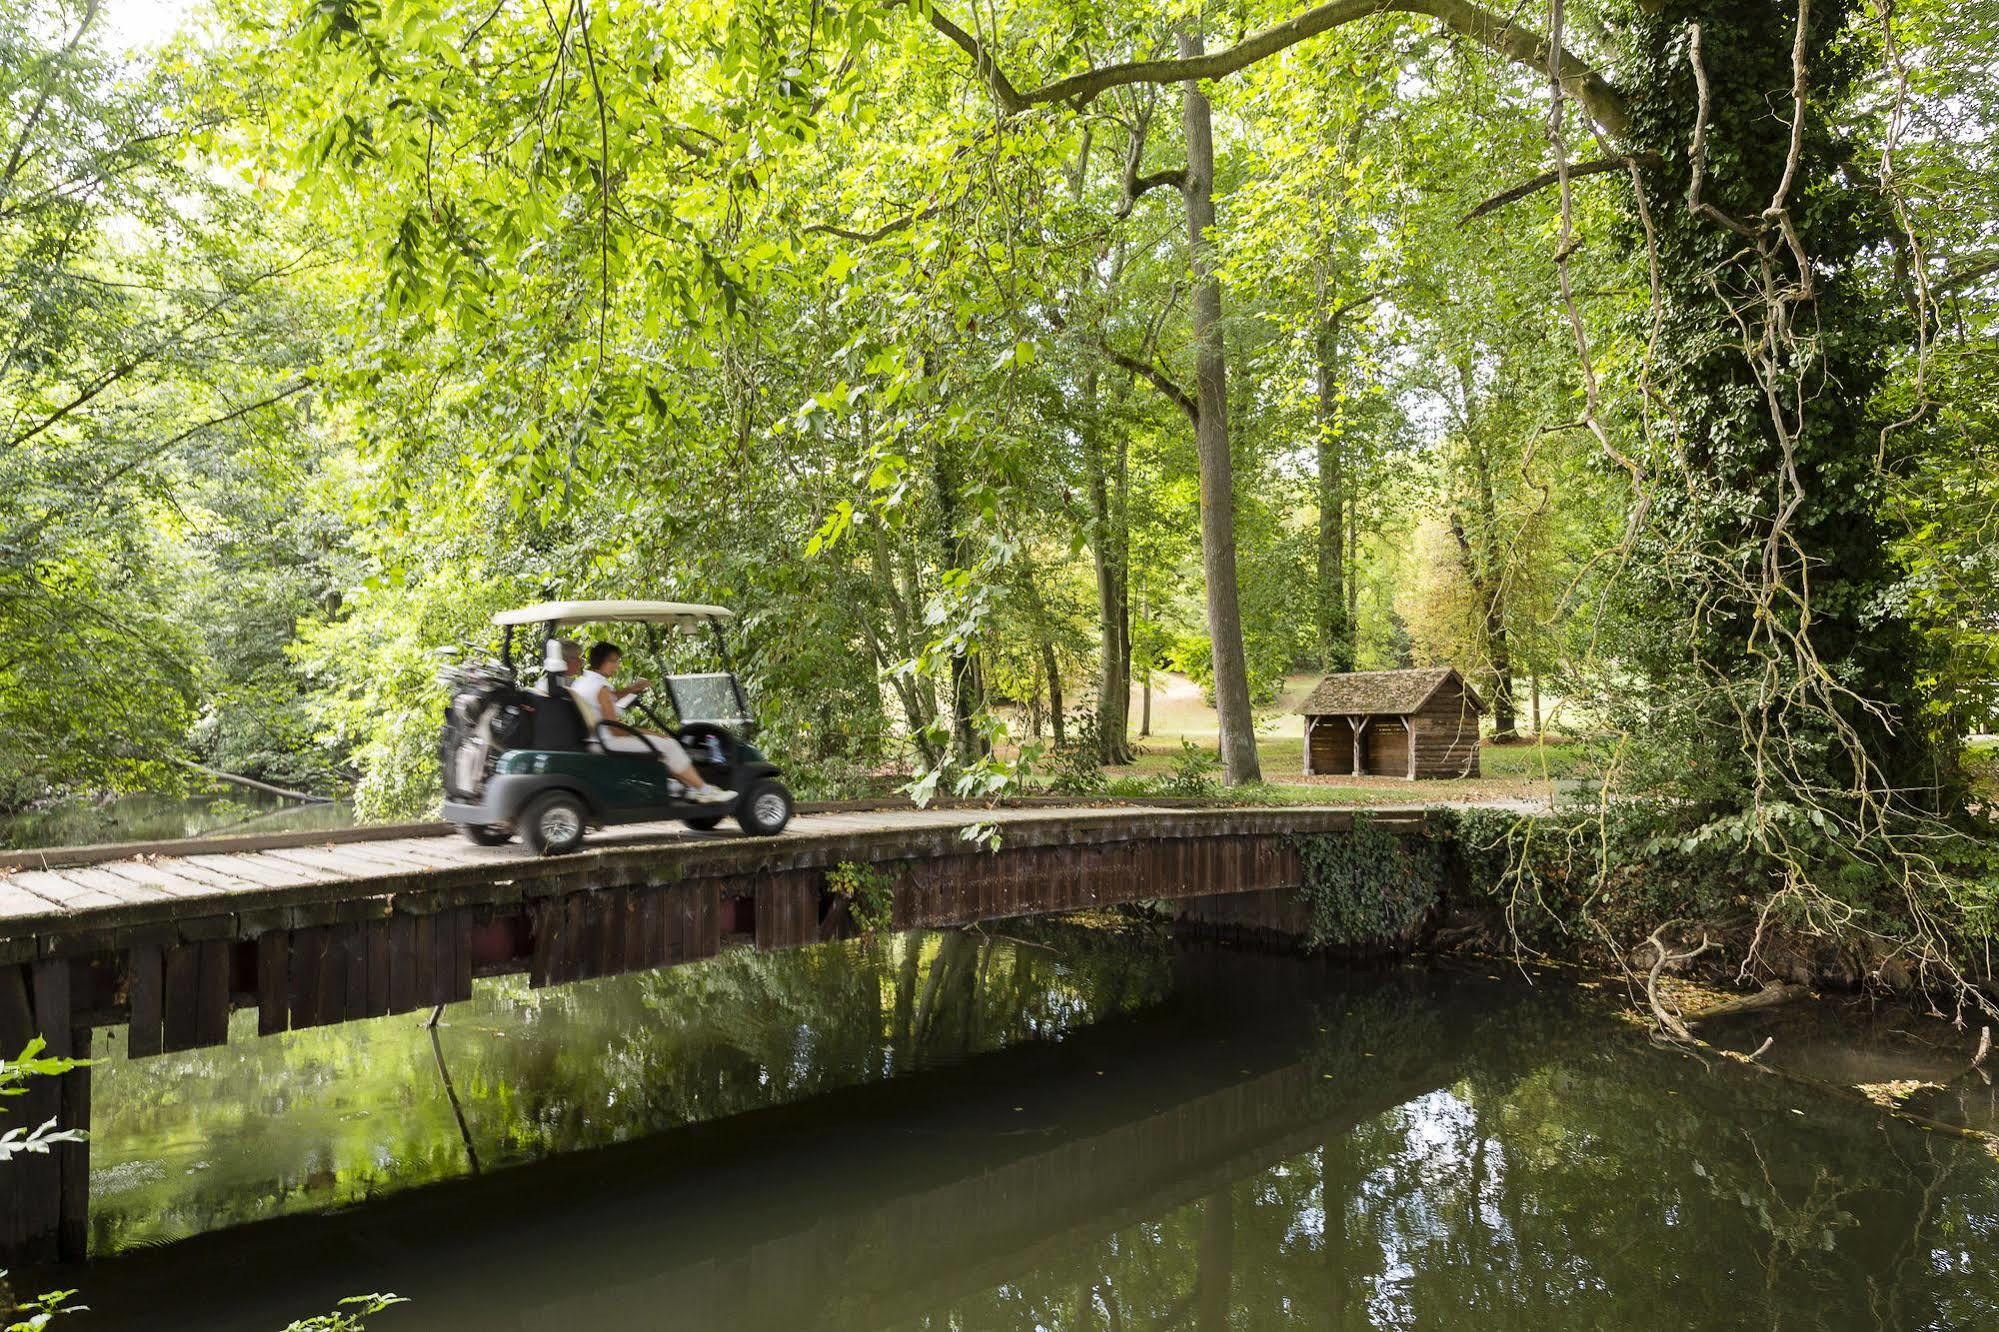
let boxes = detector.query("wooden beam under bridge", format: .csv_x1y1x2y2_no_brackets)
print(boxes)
0,803,1435,1263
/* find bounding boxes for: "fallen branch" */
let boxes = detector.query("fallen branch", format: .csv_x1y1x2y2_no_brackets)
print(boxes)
1692,981,1810,1024
1642,925,1711,1043
176,759,335,804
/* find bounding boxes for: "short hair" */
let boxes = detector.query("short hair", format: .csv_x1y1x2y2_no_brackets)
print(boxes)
587,641,620,670
556,639,582,659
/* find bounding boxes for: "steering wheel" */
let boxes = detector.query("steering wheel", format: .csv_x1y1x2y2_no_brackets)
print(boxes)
632,694,678,737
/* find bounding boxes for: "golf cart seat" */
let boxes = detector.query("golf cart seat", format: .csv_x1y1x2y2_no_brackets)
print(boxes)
531,677,592,751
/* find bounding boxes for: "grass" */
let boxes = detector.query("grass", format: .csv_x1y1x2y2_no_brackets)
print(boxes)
1003,670,1607,807
1967,738,1998,806
1091,731,1595,807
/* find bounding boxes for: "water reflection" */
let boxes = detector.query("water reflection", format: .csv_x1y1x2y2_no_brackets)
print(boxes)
68,925,1999,1331
88,923,1174,1250
0,790,357,850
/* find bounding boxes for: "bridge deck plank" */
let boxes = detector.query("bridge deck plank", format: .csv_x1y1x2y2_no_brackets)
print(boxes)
174,853,332,891
0,805,1426,952
94,859,241,902
5,869,142,914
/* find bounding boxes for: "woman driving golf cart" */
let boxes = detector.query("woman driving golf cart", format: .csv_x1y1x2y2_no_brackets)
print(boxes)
572,641,732,804
438,600,793,854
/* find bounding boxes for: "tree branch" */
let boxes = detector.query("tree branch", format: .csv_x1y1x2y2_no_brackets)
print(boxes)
915,1,1025,110
8,379,316,552
1102,342,1197,423
908,0,1628,138
805,202,943,242
1937,255,1999,297
1460,153,1641,224
1115,106,1186,218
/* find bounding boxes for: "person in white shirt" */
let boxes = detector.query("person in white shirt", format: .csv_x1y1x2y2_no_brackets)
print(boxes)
575,641,733,805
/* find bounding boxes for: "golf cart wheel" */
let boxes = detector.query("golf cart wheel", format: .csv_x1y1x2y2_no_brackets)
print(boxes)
460,824,513,847
522,791,589,856
683,815,725,831
735,779,793,837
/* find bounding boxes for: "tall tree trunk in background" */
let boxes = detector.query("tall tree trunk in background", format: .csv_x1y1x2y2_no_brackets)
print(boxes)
865,512,943,769
1083,370,1135,763
1450,486,1515,741
932,443,988,761
1140,590,1153,736
1345,494,1359,644
1042,636,1064,746
1179,27,1260,785
1315,307,1353,673
1468,436,1515,739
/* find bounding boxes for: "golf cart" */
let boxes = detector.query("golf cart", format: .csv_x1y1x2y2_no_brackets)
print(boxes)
438,600,794,854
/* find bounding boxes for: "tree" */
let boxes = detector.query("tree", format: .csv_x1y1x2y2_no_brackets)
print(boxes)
0,0,322,804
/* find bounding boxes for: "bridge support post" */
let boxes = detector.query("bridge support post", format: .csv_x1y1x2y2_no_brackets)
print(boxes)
1,959,92,1266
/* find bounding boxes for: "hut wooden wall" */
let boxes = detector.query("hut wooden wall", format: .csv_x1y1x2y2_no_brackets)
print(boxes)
1307,719,1353,775
1362,718,1409,776
1411,687,1481,778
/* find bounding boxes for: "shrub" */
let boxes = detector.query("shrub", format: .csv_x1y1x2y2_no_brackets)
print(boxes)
1292,821,1444,948
827,861,897,935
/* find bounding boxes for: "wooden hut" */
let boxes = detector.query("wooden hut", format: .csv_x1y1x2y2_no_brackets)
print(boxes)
1299,667,1485,779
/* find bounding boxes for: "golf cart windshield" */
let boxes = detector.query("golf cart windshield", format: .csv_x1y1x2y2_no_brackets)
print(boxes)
666,673,752,726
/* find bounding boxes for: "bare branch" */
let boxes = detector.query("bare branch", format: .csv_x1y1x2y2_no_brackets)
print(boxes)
1102,342,1197,423
1685,25,1762,238
912,0,1025,110
906,0,1629,139
1460,153,1640,224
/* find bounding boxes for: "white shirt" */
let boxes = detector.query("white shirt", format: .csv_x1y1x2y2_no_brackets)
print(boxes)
571,670,634,728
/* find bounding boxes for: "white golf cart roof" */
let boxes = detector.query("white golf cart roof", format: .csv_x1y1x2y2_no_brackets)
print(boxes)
492,600,734,628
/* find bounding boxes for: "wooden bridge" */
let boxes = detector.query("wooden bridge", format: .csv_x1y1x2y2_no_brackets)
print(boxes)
0,801,1432,1264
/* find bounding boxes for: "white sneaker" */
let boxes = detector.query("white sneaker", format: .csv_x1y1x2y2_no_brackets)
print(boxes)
690,785,735,805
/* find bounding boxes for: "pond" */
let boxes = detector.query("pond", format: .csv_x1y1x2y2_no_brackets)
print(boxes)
55,920,1999,1331
0,791,358,851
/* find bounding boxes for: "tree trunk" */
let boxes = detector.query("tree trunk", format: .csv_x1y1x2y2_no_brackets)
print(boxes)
1344,481,1360,651
1083,370,1135,763
1043,636,1065,746
1140,590,1153,738
1450,506,1515,741
1315,307,1353,672
866,520,943,768
932,444,988,761
1179,28,1260,785
1468,436,1515,739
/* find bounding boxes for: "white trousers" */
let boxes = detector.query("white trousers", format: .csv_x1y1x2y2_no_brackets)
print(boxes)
599,731,690,768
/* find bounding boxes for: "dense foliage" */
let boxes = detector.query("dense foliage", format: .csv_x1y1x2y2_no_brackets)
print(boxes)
2,0,1995,987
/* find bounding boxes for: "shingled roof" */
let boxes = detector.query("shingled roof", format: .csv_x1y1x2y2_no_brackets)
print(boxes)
1298,667,1480,717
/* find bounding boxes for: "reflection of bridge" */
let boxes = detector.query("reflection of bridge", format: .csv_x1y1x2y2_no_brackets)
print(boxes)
0,803,1432,1262
70,952,1476,1330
